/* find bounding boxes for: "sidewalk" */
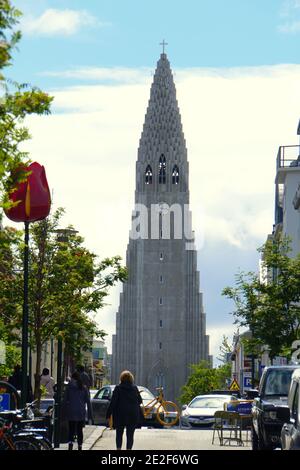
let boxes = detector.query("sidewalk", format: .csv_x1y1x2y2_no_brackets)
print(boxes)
56,425,106,450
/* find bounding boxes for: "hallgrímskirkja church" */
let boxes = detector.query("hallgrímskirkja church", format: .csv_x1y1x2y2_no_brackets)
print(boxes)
112,51,210,402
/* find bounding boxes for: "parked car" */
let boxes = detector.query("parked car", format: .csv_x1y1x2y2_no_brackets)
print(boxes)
280,368,300,450
91,385,162,427
180,394,236,428
252,365,300,450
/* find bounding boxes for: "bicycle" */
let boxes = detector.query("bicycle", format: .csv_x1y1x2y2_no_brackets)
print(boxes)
0,401,52,450
143,387,179,426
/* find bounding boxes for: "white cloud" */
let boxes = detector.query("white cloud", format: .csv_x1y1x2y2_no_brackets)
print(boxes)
21,9,103,36
278,0,300,32
278,21,300,33
6,63,300,357
41,67,151,84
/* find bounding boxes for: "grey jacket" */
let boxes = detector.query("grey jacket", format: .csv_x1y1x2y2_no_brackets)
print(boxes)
63,379,92,422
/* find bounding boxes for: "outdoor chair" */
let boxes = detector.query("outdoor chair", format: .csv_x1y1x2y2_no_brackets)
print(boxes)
212,410,243,446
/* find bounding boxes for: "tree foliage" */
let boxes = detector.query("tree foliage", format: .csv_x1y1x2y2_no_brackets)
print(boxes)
222,236,300,360
24,209,127,397
0,209,128,397
179,360,231,404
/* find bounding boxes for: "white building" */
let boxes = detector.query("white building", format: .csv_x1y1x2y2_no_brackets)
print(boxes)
274,123,300,255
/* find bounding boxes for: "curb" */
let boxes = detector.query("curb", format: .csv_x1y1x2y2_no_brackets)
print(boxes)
85,426,107,450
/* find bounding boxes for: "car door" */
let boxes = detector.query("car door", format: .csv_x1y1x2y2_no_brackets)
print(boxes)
282,382,298,450
92,387,112,425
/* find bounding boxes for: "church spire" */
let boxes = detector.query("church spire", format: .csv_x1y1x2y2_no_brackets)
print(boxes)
138,53,187,165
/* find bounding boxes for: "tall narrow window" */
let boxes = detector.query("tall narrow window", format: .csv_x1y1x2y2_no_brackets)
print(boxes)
145,165,152,184
160,275,163,283
159,297,163,305
160,253,164,261
159,155,166,184
160,320,163,327
172,165,179,184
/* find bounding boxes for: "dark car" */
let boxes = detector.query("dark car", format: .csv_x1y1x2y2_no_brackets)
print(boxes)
252,365,300,450
91,385,162,427
280,368,300,450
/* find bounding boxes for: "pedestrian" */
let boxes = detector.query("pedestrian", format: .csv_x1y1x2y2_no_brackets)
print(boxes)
106,370,143,450
76,364,91,391
62,371,93,451
8,364,33,402
40,368,55,398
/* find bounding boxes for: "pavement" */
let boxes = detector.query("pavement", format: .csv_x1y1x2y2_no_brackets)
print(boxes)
55,425,106,450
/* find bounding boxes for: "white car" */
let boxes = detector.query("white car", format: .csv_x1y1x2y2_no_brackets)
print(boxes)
180,394,235,428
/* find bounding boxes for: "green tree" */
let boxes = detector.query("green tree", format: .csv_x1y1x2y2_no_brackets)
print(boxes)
24,209,127,398
217,335,233,364
0,0,53,211
0,225,22,378
179,361,231,404
222,236,300,361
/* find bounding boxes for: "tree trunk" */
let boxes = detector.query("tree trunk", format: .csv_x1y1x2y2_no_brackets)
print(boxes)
34,338,42,402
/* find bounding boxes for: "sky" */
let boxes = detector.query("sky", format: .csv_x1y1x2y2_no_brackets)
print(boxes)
4,0,300,364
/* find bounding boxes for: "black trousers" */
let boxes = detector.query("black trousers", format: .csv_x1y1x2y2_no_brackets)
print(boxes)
68,421,84,445
116,425,136,450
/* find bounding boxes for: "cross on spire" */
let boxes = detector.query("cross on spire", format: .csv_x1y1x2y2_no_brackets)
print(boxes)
160,39,168,54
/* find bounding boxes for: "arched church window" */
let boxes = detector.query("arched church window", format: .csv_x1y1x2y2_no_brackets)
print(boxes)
172,165,179,184
145,165,153,184
159,155,166,184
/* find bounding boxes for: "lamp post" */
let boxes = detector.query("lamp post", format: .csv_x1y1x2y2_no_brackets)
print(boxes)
20,221,29,407
4,162,51,407
53,329,63,448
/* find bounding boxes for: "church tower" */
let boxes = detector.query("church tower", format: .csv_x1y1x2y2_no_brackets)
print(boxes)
112,51,209,402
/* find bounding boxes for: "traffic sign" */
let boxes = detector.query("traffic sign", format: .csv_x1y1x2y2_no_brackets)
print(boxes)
229,378,240,391
244,374,252,389
0,393,10,411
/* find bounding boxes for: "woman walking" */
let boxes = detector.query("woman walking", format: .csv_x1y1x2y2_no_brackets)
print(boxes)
106,370,142,450
63,371,92,450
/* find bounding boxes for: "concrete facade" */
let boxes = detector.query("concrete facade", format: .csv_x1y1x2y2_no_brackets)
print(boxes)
111,53,209,402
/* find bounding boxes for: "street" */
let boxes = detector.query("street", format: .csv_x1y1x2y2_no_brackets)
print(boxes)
92,427,250,451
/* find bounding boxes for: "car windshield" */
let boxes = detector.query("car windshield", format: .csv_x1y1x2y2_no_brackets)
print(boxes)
263,369,294,396
189,396,230,409
139,389,154,401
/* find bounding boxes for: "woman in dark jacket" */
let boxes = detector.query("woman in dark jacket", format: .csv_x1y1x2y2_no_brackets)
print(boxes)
106,370,142,450
63,371,92,450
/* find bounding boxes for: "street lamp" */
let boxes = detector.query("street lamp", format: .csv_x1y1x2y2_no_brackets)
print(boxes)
4,163,51,407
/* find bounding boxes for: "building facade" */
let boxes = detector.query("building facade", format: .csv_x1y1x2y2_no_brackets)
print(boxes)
274,123,300,256
112,53,209,402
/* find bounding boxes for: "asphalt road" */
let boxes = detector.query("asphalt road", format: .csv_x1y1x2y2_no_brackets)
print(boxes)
92,427,251,451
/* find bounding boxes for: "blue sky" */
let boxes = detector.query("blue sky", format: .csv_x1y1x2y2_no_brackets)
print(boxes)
6,0,300,361
11,0,300,87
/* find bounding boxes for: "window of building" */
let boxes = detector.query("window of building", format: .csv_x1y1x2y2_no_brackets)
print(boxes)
160,320,163,327
145,165,153,184
159,155,166,184
159,297,163,305
172,165,179,184
159,342,162,350
160,275,163,283
160,253,164,261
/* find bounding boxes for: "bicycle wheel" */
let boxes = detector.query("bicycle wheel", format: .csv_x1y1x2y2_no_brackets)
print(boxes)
156,401,179,426
11,435,41,450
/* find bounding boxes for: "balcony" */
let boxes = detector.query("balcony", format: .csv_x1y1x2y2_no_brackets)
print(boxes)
277,145,300,168
276,145,300,183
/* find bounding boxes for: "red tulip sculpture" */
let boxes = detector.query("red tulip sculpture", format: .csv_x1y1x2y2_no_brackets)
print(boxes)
4,161,51,408
5,162,51,222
